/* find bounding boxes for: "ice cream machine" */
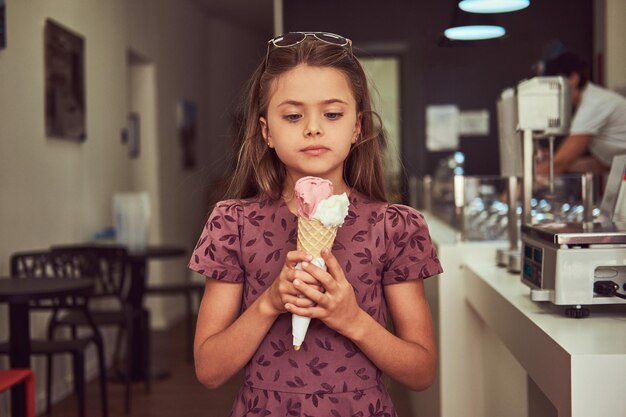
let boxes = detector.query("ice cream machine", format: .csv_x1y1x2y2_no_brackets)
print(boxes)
499,76,626,316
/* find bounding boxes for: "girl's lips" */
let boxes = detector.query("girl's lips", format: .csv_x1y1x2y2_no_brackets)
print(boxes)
301,146,329,156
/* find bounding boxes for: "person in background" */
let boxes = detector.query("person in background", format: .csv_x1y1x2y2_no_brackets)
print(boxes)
189,32,442,416
536,51,626,177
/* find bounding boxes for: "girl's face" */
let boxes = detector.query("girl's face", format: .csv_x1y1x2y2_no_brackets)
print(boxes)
259,64,362,193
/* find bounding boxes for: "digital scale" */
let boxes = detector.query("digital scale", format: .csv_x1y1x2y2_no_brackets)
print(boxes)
521,222,626,316
520,154,626,316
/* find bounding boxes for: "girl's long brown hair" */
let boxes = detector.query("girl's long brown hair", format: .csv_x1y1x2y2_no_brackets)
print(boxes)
225,37,387,202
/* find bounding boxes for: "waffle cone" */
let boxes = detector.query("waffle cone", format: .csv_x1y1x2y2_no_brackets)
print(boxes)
297,217,338,258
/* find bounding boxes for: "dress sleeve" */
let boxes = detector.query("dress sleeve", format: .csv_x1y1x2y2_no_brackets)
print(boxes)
188,200,245,282
382,204,443,285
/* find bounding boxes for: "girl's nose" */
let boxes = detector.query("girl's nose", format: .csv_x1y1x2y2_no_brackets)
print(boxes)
303,121,323,138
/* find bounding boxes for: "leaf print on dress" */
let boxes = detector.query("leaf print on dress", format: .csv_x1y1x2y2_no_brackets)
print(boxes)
304,382,334,407
354,367,370,380
368,211,384,226
285,376,307,389
264,249,282,263
244,395,271,416
343,341,359,358
392,232,408,249
246,210,266,227
368,398,392,417
205,242,216,260
405,209,422,228
271,340,289,357
344,208,359,226
287,228,298,245
224,248,240,266
409,233,427,252
352,230,368,242
355,248,373,264
262,231,275,246
305,357,329,376
220,233,239,246
286,398,301,416
255,354,271,367
209,215,222,231
314,337,334,351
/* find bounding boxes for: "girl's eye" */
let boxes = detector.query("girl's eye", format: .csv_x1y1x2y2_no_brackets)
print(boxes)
325,112,343,120
284,114,301,122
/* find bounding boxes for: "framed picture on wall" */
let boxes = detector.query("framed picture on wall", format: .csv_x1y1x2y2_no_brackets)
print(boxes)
127,112,140,159
0,0,6,49
177,99,197,170
44,19,86,142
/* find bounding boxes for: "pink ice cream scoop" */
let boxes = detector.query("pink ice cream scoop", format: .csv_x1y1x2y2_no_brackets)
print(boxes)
294,176,334,219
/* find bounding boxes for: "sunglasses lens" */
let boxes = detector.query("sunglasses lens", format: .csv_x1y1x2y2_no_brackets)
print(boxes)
273,32,307,47
315,32,347,46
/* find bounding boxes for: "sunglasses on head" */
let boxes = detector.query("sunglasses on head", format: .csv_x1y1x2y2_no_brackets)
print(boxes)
265,32,353,67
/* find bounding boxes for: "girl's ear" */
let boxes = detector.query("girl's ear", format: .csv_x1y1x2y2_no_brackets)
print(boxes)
259,117,273,147
352,113,363,144
259,117,269,139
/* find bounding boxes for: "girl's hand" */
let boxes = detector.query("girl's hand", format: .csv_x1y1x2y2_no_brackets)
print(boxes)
285,249,361,335
264,250,321,315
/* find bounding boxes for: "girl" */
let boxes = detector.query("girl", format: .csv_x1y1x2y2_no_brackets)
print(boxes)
190,32,443,417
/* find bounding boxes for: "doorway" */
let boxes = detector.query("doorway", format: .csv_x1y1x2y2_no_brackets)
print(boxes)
360,56,402,202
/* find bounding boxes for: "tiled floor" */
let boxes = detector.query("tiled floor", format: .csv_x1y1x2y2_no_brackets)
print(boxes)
50,320,415,417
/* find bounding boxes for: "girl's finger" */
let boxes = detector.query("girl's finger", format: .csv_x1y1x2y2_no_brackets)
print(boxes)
300,261,336,291
283,294,317,308
320,249,345,283
293,279,326,304
285,251,313,268
285,303,325,318
291,269,323,287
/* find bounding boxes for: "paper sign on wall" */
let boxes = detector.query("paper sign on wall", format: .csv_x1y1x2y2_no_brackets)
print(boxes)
459,110,490,136
426,105,459,151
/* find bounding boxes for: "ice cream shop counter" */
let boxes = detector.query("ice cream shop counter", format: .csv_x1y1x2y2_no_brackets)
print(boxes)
410,213,626,417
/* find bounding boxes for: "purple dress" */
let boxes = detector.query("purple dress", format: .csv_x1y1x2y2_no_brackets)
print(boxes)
189,192,442,417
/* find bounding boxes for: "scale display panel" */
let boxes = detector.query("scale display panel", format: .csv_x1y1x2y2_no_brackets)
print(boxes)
522,242,543,288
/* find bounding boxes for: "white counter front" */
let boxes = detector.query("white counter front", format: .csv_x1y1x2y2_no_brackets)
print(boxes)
464,260,626,417
418,212,626,417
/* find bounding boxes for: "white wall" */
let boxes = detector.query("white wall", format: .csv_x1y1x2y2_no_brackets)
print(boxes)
0,0,130,270
0,0,264,412
606,0,626,91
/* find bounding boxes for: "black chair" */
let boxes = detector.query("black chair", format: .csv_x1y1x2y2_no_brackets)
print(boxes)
0,250,108,417
49,245,149,414
144,276,203,361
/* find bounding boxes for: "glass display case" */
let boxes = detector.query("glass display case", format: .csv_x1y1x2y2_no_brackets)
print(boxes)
423,173,599,242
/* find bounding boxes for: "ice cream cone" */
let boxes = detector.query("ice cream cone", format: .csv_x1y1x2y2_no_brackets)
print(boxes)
293,218,338,350
291,178,349,351
296,217,338,258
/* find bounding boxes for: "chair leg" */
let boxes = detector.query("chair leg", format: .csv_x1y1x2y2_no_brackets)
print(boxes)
72,351,86,417
124,315,132,414
95,337,109,417
112,326,125,375
46,353,53,416
142,309,151,394
25,370,36,417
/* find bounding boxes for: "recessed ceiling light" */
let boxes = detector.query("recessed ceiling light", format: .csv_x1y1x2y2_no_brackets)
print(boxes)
444,25,506,41
459,0,530,14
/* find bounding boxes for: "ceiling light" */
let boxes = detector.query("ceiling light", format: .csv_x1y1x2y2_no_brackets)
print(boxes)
444,25,506,41
459,0,530,14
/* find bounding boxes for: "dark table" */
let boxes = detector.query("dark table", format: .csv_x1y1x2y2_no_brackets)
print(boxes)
124,245,186,380
0,277,94,417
